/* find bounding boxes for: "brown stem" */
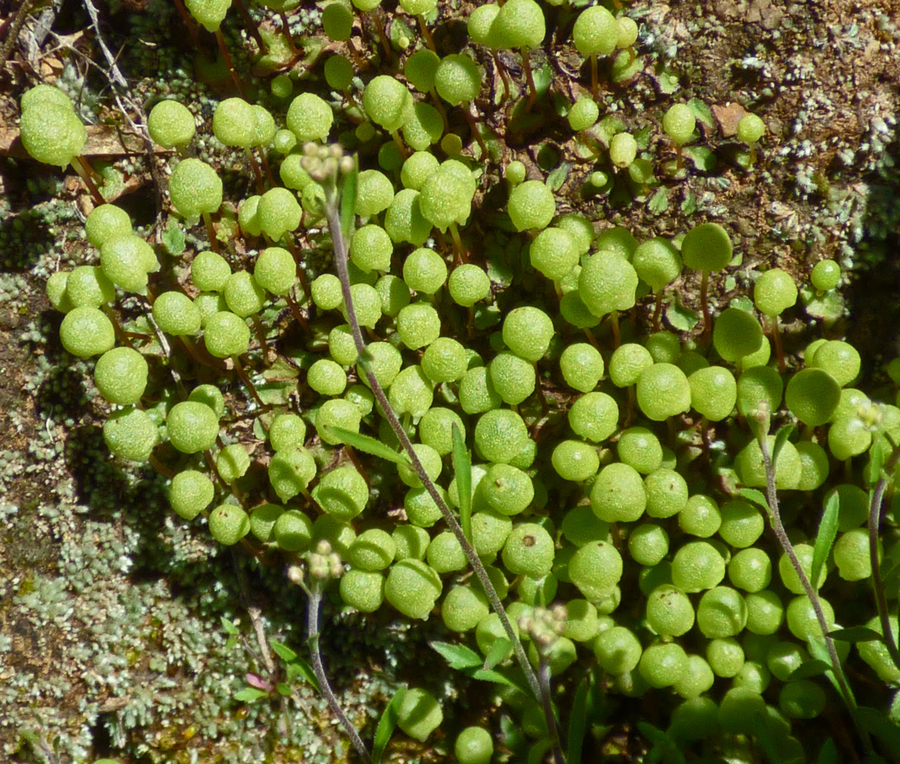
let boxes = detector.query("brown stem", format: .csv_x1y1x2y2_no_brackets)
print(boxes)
244,148,265,194
492,49,511,103
371,8,393,59
771,314,786,373
216,28,247,99
278,10,300,54
202,211,220,253
233,0,267,53
417,14,436,52
700,269,711,342
652,291,663,331
251,314,273,364
390,129,410,159
172,0,201,49
521,47,538,114
70,156,105,206
462,102,490,158
429,88,451,133
231,353,268,409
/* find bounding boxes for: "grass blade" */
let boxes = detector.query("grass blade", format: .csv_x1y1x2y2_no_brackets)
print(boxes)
324,425,412,467
451,423,473,544
811,491,840,595
567,679,589,764
372,687,405,764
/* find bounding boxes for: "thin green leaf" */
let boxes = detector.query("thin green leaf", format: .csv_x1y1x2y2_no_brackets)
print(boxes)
817,738,838,764
285,655,320,692
828,626,884,643
275,682,292,697
527,738,554,764
856,706,900,751
225,635,239,651
339,158,358,244
451,423,473,544
483,638,512,670
867,441,886,487
270,640,298,663
788,659,831,681
430,641,482,670
471,668,528,692
220,617,239,636
325,426,412,467
811,491,840,594
772,424,795,463
234,687,269,703
567,680,589,764
373,687,405,764
737,488,769,511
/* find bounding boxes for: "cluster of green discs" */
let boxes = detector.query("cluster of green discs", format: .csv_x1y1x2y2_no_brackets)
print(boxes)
23,0,900,758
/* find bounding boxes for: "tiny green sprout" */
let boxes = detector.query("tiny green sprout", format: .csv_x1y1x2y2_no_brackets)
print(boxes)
203,311,250,358
85,204,132,249
191,251,231,292
681,222,733,336
19,101,86,170
609,132,637,169
322,1,354,41
287,92,334,142
568,97,599,132
405,48,441,94
169,470,214,521
153,290,202,336
168,158,223,221
508,180,556,232
737,113,766,165
491,0,545,110
212,97,257,149
572,5,617,99
254,247,296,296
662,103,696,148
209,504,251,546
95,347,148,406
59,306,115,358
364,75,414,134
529,226,579,281
257,187,302,241
104,407,159,463
505,160,527,187
397,687,443,742
65,265,115,308
811,259,841,292
713,307,764,364
148,100,196,150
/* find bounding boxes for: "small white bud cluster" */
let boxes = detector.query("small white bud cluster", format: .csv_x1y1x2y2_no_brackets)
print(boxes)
300,143,355,183
518,604,568,648
309,540,344,581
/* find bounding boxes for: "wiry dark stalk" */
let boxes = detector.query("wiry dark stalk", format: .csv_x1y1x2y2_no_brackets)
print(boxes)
538,658,565,764
867,442,900,672
323,186,543,706
757,424,870,752
307,581,374,764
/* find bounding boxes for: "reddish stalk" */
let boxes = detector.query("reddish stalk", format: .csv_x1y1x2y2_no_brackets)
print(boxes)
233,0,267,53
71,156,105,206
216,28,247,99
